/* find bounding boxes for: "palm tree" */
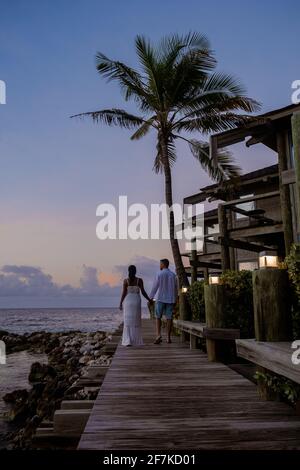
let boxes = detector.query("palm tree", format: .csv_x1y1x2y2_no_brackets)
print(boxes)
72,32,260,287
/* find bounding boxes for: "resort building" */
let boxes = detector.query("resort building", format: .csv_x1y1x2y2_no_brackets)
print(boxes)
182,103,300,280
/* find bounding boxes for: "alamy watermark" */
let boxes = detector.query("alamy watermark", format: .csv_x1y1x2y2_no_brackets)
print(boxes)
291,340,300,365
291,80,300,104
0,80,6,105
0,340,6,365
96,196,205,251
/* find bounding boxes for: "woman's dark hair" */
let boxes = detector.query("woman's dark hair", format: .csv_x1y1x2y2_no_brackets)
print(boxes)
128,265,137,281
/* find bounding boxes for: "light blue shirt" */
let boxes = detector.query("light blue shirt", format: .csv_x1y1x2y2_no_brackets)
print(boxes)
150,268,178,304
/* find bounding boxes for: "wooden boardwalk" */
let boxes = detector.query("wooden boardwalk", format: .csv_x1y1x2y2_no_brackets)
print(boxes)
78,320,300,450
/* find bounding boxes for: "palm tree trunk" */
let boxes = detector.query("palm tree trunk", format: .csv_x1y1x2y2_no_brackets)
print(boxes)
160,136,189,288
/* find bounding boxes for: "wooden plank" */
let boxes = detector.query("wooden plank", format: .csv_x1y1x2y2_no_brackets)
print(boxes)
78,320,300,450
282,168,296,185
229,223,283,239
236,339,300,384
190,260,222,269
222,190,280,207
205,327,240,340
228,205,275,224
219,236,277,253
218,204,230,270
173,320,206,338
174,320,240,340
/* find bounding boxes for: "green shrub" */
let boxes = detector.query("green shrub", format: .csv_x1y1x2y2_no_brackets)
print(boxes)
187,280,205,322
285,244,300,339
254,370,300,405
220,270,254,338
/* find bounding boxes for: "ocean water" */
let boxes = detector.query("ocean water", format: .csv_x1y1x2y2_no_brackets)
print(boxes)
0,307,148,335
0,350,48,446
0,307,149,445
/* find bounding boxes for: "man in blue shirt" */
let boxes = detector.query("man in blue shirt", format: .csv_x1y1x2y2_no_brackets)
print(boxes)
150,259,178,344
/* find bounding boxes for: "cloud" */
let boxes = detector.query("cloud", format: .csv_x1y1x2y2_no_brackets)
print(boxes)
114,255,175,290
0,264,118,297
0,255,175,298
0,265,62,296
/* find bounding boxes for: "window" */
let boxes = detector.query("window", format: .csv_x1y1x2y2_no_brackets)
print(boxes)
207,223,219,234
238,260,258,271
235,194,255,220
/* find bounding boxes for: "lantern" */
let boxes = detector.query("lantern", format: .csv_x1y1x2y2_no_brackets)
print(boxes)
258,251,278,269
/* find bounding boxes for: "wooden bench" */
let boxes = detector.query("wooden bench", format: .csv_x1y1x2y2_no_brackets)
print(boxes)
173,319,240,361
236,339,300,385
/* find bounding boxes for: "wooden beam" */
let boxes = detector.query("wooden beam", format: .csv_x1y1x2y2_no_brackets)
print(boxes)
222,190,280,207
236,339,300,385
219,236,277,253
281,168,296,185
173,320,240,340
229,223,283,239
196,252,221,262
291,111,300,240
205,238,220,245
218,204,230,271
190,260,221,270
191,248,198,284
277,130,294,253
228,206,275,225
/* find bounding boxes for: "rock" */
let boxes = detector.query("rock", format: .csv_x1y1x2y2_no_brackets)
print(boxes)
80,344,93,354
3,389,28,403
28,362,57,383
3,327,113,449
79,355,91,365
68,374,79,384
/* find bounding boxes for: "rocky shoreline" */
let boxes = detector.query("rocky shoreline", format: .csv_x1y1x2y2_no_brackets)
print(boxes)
0,328,116,449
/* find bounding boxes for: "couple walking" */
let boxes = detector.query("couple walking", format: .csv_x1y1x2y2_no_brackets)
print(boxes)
119,259,178,346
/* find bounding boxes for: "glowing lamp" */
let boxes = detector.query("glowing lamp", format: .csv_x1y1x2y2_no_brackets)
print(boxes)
259,251,278,269
181,287,188,293
209,275,220,285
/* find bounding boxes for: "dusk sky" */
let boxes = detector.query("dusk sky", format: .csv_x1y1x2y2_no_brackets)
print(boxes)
0,0,299,306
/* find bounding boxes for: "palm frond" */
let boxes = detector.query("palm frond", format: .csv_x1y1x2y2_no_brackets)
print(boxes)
153,137,177,173
185,138,240,182
174,112,255,134
135,35,163,106
95,52,155,111
130,116,156,140
70,108,144,129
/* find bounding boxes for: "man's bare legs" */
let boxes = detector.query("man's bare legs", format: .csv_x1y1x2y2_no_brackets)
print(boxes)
166,318,172,343
154,317,172,344
156,318,162,339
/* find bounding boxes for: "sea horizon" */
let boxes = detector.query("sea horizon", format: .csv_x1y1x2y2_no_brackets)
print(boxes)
0,306,149,334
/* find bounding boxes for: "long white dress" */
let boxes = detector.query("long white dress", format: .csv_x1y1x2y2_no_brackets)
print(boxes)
122,279,144,347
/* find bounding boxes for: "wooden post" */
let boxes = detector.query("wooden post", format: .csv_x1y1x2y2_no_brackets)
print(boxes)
292,111,300,240
191,248,198,284
218,204,230,272
276,131,294,253
226,193,236,270
179,291,191,341
190,334,198,350
204,284,227,361
253,268,292,400
253,268,292,342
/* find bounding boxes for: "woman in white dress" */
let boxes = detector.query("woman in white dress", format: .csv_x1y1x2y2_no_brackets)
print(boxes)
119,265,151,347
